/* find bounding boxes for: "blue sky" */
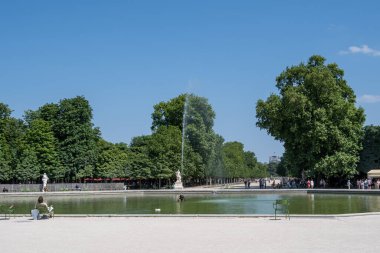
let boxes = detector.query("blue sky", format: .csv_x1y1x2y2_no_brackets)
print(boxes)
0,1,379,162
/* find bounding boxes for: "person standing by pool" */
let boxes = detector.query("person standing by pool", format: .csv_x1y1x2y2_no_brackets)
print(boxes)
347,179,351,189
364,179,368,189
42,173,49,192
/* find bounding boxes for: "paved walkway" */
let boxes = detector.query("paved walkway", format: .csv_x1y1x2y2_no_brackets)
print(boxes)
1,215,379,253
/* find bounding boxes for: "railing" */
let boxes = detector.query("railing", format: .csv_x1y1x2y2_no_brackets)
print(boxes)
0,183,125,192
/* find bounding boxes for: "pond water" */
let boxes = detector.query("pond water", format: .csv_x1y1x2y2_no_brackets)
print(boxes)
1,193,380,215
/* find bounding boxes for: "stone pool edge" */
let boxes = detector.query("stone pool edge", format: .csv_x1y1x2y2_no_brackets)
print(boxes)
1,188,380,197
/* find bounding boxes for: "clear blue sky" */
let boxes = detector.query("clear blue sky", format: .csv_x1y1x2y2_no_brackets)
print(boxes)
1,1,379,162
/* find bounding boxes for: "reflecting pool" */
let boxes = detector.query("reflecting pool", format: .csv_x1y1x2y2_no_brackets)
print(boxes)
1,193,380,215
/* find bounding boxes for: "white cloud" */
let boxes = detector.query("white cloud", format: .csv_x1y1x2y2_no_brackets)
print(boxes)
340,45,380,57
358,95,380,103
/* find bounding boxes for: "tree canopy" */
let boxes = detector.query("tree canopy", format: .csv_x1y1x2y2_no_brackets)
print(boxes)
358,125,380,173
0,93,266,185
256,55,365,180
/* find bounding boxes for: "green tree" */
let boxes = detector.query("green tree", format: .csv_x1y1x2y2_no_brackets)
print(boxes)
151,94,218,181
56,97,100,180
244,151,267,178
222,142,246,178
267,161,279,176
0,135,12,182
30,96,100,181
256,55,365,180
24,119,63,180
0,103,12,121
254,162,268,178
151,95,186,131
95,140,129,179
14,147,40,182
0,103,25,182
358,125,380,173
127,127,182,186
126,152,153,180
148,126,182,181
276,159,289,177
206,134,225,179
127,136,154,181
0,103,14,182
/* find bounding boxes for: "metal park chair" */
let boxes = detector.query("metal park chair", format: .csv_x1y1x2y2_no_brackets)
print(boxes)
273,199,290,220
0,204,15,219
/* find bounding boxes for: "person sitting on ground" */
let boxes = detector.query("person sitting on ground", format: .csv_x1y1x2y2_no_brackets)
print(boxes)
35,196,54,219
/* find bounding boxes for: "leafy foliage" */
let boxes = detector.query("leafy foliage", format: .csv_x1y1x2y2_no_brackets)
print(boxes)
256,55,365,180
358,125,380,173
0,94,268,184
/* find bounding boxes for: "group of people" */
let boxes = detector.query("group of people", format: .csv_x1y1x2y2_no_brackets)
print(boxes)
243,179,251,189
285,178,322,189
306,179,315,189
258,178,267,189
355,178,380,189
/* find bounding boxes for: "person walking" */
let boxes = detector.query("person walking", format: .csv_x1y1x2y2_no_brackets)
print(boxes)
347,179,351,189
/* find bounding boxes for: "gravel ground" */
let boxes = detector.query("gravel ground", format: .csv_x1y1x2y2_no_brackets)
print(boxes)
1,215,380,253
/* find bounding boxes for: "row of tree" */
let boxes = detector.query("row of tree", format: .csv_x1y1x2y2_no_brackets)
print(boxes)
0,94,267,185
2,55,378,186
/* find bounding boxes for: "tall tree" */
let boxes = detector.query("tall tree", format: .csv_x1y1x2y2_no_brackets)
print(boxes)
148,126,182,181
244,151,267,178
151,94,186,131
24,119,63,179
151,94,218,180
256,55,365,180
56,97,100,181
0,135,12,182
14,147,40,182
206,134,225,178
0,103,25,182
95,140,129,179
358,125,380,173
28,96,100,181
127,135,154,180
222,142,246,178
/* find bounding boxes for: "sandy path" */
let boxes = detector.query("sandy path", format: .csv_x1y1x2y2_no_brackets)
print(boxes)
1,216,379,253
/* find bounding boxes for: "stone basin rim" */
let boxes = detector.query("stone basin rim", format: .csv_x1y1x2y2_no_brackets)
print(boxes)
4,212,380,219
1,188,380,197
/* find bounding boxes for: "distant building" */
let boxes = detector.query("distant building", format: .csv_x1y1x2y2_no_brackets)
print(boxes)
269,155,281,164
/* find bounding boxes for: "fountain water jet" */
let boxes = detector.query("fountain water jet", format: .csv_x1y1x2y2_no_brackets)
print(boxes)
174,94,189,189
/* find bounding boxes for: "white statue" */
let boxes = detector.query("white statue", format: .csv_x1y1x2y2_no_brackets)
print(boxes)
42,173,49,192
173,170,183,189
176,170,182,183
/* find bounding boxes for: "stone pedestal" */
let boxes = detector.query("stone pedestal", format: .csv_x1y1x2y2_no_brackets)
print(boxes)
173,181,184,189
